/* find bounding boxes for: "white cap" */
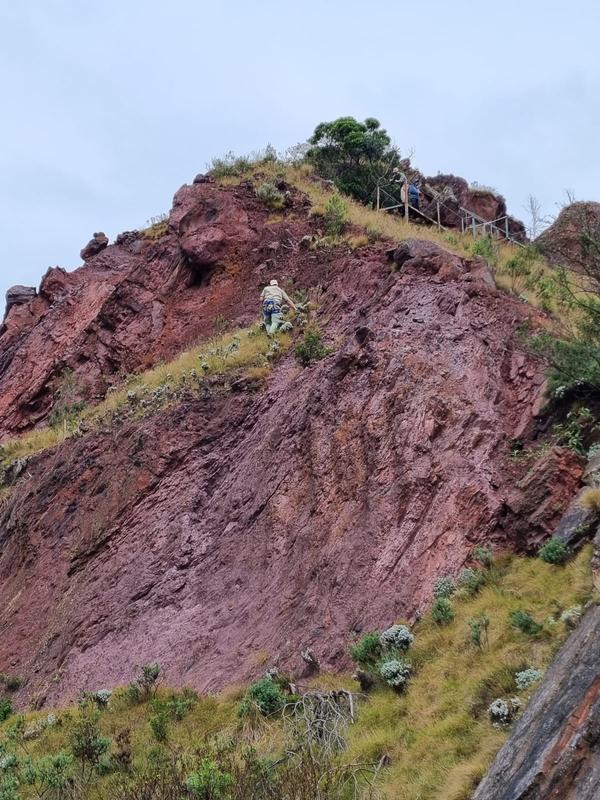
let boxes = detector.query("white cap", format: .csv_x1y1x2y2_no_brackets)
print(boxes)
270,279,278,286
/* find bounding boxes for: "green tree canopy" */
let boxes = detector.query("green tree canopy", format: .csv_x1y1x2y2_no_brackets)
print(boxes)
306,116,401,205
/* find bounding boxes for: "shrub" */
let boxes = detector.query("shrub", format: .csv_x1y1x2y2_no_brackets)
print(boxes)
186,759,233,800
149,709,169,743
0,699,12,723
378,659,411,690
295,325,330,366
379,624,414,652
488,697,521,726
579,486,600,514
125,663,161,704
323,194,347,237
432,597,455,625
209,151,252,179
515,668,543,690
458,568,485,595
0,676,22,693
472,545,494,568
350,632,382,667
510,610,543,636
255,182,285,211
538,537,569,565
468,614,490,649
560,605,583,628
553,406,594,455
470,235,498,267
69,707,111,770
238,678,285,717
433,576,455,599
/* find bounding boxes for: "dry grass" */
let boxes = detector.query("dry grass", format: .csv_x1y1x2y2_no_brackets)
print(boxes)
344,545,594,800
1,325,290,465
579,486,600,514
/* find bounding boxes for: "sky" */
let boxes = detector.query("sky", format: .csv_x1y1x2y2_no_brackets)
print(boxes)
1,0,599,302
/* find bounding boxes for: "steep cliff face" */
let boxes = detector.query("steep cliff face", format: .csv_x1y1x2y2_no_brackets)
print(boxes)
0,178,584,708
473,598,600,800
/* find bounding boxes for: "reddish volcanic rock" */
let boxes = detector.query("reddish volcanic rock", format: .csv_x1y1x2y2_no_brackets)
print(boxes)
536,201,600,272
80,231,109,260
0,189,582,704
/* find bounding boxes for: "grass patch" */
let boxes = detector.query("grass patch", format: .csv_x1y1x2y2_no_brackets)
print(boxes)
0,325,291,467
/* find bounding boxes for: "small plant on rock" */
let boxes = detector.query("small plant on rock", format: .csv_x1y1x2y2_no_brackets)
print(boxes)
378,659,411,690
295,325,331,366
379,624,414,652
473,545,494,568
255,182,285,211
432,597,455,625
560,605,583,628
510,610,543,636
324,193,348,237
538,537,569,565
433,576,456,599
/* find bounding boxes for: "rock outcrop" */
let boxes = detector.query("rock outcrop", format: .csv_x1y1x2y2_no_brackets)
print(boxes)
473,602,600,800
536,201,600,273
80,231,109,260
0,180,583,706
3,285,36,318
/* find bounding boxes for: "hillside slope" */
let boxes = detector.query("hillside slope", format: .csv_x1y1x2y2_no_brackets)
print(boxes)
0,176,583,709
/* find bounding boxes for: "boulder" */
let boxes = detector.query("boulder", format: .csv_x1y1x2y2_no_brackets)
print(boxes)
80,232,109,261
4,284,36,317
552,490,598,549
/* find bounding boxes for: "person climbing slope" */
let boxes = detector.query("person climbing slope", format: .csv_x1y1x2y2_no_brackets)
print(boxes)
261,279,297,334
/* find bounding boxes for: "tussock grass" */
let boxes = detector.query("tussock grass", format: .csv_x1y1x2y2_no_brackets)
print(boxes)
345,546,594,800
0,325,290,465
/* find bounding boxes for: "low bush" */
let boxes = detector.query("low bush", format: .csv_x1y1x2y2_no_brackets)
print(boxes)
510,610,543,636
488,697,521,726
468,614,490,649
349,632,382,667
0,676,22,693
186,758,233,799
323,194,348,237
472,545,494,568
515,668,542,691
379,624,414,652
295,325,331,366
470,235,499,267
0,697,13,722
538,537,569,565
458,568,486,595
433,577,455,599
238,678,286,717
255,182,285,211
431,597,455,625
378,659,411,690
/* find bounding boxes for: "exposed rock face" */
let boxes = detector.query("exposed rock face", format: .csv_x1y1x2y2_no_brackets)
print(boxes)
80,231,109,260
536,201,600,273
420,173,527,241
0,185,583,704
473,603,600,800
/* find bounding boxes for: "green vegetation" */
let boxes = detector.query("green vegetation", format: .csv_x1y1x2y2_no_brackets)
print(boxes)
306,116,401,205
509,610,543,636
431,597,455,625
255,181,285,210
538,537,569,565
0,547,594,800
295,324,331,366
0,325,292,468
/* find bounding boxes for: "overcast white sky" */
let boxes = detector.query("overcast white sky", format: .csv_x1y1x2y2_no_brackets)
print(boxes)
1,0,599,302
